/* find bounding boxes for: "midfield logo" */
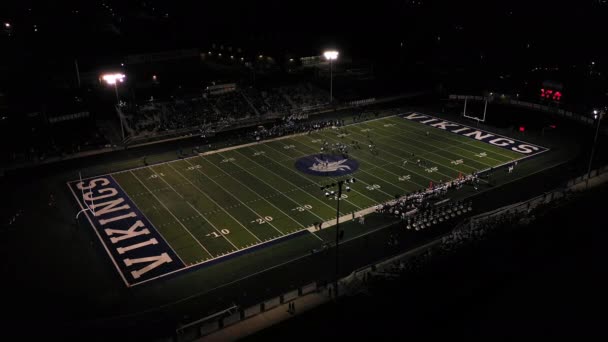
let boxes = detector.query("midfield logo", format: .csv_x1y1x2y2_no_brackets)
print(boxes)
309,157,352,173
295,154,359,177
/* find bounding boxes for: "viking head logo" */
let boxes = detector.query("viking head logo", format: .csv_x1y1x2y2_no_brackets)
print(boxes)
309,157,352,172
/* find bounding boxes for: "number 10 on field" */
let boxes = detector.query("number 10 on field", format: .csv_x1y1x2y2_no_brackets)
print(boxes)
206,229,230,238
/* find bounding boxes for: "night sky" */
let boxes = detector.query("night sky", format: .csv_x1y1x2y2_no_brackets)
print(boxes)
1,1,607,62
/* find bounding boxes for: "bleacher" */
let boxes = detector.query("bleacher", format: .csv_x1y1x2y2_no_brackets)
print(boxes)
260,87,292,114
209,91,255,120
122,83,335,139
282,83,329,111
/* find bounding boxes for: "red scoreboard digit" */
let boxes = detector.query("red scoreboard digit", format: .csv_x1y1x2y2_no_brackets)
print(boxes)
540,88,562,101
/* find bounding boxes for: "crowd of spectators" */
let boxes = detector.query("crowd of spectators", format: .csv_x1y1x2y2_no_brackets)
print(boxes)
246,116,340,142
259,87,292,114
210,91,255,120
241,87,271,115
282,83,329,110
376,173,480,222
123,83,333,139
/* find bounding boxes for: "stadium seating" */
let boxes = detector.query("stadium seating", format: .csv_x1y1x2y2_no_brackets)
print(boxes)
121,83,334,139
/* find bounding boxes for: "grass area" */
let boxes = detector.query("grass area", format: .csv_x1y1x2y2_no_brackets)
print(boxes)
71,114,528,287
3,107,580,340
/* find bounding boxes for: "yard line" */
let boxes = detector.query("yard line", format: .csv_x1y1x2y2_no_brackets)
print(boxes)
387,115,518,160
367,121,499,167
354,126,492,170
380,118,507,164
238,146,372,208
229,149,350,215
306,131,436,187
185,201,239,250
130,170,213,259
169,161,267,240
260,142,381,204
334,126,475,178
284,136,412,199
304,131,450,188
202,153,312,230
355,122,488,172
110,175,186,266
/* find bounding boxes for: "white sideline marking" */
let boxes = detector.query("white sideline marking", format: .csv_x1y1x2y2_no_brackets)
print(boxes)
130,170,214,258
166,162,264,243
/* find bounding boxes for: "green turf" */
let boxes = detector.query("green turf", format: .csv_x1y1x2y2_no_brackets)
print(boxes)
99,115,526,279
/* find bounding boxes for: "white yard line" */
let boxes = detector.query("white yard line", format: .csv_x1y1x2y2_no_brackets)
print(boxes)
187,153,304,235
130,170,214,259
307,131,435,187
230,149,351,214
367,120,500,167
344,126,479,178
200,154,310,231
388,115,522,160
261,142,382,205
349,122,492,169
358,122,492,172
110,175,187,266
383,118,509,164
287,136,413,199
166,162,265,242
77,116,398,187
130,228,316,287
184,201,239,251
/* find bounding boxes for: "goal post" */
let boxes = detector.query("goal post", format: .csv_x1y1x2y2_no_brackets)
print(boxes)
76,171,96,219
462,96,488,123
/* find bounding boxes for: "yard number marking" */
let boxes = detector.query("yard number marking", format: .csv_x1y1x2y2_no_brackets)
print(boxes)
252,216,274,224
366,184,381,191
292,204,313,212
206,229,230,238
398,175,411,182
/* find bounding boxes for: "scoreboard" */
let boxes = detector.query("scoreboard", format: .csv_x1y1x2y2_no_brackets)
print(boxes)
540,80,563,102
540,88,562,101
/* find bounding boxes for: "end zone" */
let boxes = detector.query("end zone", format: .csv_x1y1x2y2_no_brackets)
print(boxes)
400,112,549,158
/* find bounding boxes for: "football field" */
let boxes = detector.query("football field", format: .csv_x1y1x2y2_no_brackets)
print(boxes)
68,112,548,286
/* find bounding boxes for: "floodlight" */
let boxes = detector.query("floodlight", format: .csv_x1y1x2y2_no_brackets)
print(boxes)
323,50,339,60
101,73,125,85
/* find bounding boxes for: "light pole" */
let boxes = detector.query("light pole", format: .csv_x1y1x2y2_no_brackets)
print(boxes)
587,108,604,188
324,50,339,103
321,177,355,300
101,73,126,141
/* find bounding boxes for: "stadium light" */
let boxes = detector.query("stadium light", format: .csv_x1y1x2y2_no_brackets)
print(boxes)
587,108,605,188
320,176,355,301
323,50,339,103
101,73,126,140
102,73,125,86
